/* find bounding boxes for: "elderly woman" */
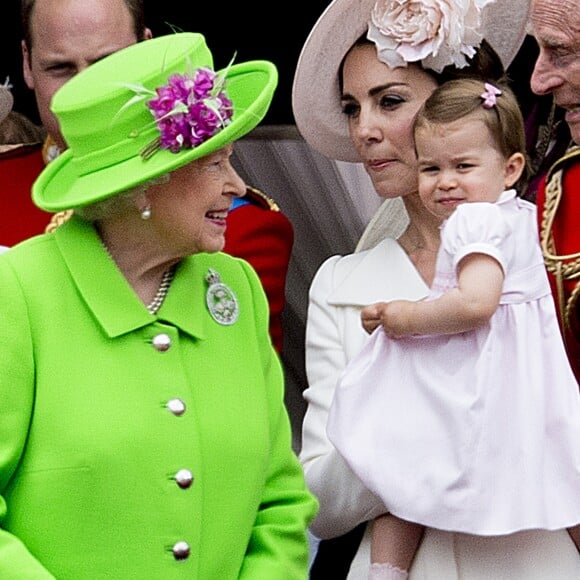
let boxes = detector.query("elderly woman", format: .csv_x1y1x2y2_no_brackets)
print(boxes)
292,0,580,578
0,32,317,579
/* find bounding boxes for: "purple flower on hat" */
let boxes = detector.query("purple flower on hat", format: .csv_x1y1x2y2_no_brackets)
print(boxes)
146,67,233,154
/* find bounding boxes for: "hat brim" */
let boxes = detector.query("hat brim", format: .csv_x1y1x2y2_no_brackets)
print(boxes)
292,0,531,162
33,60,277,211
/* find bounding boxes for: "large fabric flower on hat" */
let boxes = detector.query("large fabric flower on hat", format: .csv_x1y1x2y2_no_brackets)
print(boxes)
367,0,494,73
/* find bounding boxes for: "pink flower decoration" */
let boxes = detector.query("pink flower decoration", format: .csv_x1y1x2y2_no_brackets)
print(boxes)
146,67,233,154
480,82,502,108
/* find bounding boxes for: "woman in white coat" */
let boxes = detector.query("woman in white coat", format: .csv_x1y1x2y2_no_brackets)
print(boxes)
292,0,580,578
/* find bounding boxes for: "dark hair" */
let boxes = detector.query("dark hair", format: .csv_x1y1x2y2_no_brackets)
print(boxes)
339,36,506,93
413,78,530,192
435,39,505,84
21,0,148,53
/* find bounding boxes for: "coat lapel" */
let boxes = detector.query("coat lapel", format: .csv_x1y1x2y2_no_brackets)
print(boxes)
328,238,429,306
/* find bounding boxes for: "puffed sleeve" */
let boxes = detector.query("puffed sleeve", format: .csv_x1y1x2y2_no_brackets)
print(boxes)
442,202,511,274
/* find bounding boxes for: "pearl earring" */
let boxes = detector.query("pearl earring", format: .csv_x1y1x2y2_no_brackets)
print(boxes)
140,206,152,220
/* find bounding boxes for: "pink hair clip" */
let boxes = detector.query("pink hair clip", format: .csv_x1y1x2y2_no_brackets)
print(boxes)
480,83,502,108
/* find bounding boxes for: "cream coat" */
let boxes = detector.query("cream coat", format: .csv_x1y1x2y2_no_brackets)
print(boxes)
302,238,580,579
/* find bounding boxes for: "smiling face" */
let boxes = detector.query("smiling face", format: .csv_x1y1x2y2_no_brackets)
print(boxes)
530,0,580,144
340,42,438,199
146,145,246,255
22,0,151,151
415,115,525,220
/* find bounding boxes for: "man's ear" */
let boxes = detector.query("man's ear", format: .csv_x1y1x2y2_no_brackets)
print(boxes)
21,40,34,90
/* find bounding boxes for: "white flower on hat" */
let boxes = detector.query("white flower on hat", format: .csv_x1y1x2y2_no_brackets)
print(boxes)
367,0,495,73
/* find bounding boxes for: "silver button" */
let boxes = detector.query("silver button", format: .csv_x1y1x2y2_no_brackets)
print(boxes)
172,541,190,560
175,469,193,489
166,398,186,416
152,333,171,351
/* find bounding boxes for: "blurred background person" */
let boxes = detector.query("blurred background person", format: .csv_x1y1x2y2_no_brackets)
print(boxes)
529,0,580,385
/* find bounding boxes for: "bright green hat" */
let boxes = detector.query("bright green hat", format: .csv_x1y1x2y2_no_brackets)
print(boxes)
32,32,278,211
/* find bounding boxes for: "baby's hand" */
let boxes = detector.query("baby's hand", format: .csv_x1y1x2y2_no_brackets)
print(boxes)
362,301,415,338
361,303,384,334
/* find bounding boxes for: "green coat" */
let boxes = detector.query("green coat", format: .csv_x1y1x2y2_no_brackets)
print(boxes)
0,216,317,579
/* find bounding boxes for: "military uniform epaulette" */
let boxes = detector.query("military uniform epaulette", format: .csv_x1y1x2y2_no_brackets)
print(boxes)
45,209,74,233
244,185,281,212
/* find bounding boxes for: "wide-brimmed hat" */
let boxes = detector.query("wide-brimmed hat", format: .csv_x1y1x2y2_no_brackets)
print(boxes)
293,0,531,162
0,81,14,124
33,33,278,211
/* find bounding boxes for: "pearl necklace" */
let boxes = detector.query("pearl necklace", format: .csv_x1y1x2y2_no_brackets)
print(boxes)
147,266,175,314
100,239,175,314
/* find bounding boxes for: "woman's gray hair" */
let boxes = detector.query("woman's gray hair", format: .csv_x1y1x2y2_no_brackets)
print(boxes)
74,174,171,222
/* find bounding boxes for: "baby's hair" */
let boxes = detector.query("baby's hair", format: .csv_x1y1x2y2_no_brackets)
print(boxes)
413,78,530,191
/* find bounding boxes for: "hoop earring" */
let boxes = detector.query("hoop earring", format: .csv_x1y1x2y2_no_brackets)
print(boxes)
140,205,152,220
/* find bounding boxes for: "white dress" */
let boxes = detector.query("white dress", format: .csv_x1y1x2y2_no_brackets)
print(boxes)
327,190,580,536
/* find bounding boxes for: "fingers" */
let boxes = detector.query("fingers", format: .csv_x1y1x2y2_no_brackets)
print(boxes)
361,303,383,334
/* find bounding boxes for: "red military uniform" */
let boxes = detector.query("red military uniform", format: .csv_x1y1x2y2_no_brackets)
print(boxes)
536,145,580,382
0,143,52,246
224,186,294,354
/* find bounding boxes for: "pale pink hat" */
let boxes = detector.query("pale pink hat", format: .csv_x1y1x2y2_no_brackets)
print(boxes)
293,0,531,162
